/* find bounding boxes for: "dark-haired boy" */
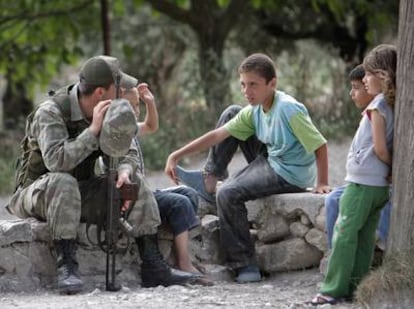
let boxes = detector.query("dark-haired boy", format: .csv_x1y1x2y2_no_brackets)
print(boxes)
165,53,330,283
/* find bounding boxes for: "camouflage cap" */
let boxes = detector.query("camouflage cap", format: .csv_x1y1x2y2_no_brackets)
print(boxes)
79,55,137,89
100,98,138,157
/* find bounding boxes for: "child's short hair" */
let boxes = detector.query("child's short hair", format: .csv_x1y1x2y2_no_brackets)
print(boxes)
348,64,365,81
238,53,276,83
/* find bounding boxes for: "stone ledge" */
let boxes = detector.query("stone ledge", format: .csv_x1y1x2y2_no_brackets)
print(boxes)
0,192,328,292
197,192,328,273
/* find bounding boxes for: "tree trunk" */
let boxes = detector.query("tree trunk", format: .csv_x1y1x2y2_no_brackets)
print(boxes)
100,0,111,56
351,3,414,306
197,37,231,126
2,70,33,130
145,0,249,127
387,0,414,254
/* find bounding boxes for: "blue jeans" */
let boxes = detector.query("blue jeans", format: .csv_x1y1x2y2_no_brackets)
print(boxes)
154,186,200,236
204,105,267,179
325,184,392,249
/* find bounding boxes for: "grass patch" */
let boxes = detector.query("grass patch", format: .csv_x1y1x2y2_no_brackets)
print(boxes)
356,247,414,305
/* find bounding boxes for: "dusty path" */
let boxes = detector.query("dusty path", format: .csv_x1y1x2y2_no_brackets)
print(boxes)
0,269,360,309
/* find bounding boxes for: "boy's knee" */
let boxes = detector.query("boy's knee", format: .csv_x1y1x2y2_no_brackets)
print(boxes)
217,184,240,207
222,105,242,118
177,185,198,201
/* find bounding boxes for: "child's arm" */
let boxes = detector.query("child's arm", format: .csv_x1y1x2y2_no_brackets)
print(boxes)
371,109,392,165
314,143,331,193
123,83,159,136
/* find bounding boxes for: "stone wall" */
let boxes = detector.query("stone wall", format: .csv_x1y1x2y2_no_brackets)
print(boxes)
196,192,327,272
0,192,328,292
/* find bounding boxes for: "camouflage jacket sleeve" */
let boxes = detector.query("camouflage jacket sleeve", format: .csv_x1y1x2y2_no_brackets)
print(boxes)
32,100,100,172
33,100,139,176
115,137,140,177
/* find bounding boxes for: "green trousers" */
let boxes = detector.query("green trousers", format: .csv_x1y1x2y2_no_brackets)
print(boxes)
320,182,389,298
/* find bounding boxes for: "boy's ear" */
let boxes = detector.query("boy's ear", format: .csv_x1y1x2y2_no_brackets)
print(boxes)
270,77,277,88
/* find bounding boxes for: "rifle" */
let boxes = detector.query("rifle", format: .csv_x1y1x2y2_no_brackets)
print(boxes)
105,74,139,291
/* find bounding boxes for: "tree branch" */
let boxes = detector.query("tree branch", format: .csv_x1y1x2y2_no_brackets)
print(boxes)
218,0,250,35
0,1,93,26
144,0,198,28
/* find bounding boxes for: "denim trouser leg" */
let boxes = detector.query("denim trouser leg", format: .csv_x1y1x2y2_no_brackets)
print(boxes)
204,105,266,179
377,188,392,246
216,155,304,269
325,185,347,249
154,186,200,236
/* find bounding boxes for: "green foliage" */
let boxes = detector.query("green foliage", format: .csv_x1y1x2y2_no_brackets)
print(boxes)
251,0,398,65
108,4,210,169
0,0,398,173
0,0,100,96
276,40,361,139
0,132,21,195
217,0,231,7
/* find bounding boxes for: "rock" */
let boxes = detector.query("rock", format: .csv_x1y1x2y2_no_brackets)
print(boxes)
257,215,290,243
289,221,310,238
0,219,32,245
256,238,323,272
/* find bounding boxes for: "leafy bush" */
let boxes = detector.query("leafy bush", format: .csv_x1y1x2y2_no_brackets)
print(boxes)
0,131,21,196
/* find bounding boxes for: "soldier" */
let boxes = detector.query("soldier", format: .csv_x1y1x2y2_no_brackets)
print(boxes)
5,56,197,294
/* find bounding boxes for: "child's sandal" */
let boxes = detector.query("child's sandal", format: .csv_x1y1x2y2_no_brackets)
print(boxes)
306,293,339,306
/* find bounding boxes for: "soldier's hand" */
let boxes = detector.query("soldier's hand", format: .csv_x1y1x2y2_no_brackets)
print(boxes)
90,100,111,136
116,170,133,212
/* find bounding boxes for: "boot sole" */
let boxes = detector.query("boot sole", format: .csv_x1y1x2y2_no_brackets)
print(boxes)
58,284,84,295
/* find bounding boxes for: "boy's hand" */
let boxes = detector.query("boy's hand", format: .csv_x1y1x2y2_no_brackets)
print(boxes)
122,87,140,117
165,153,179,185
387,173,392,184
313,184,331,194
137,83,154,105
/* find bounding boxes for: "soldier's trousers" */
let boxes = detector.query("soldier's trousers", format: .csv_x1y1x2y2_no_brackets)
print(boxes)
7,172,161,240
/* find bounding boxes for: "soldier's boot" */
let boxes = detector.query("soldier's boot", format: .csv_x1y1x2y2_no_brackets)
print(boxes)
135,234,200,287
54,239,84,294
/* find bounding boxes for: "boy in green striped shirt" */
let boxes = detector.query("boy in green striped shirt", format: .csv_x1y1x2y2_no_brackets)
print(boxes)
165,53,329,283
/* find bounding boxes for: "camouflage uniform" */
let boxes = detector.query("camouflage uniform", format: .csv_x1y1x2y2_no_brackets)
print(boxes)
7,83,161,239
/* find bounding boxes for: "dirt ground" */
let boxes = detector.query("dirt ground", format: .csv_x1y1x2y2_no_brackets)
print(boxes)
0,269,361,309
0,139,361,308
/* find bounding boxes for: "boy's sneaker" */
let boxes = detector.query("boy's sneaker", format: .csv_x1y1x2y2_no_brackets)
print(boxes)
175,166,216,204
235,265,261,283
